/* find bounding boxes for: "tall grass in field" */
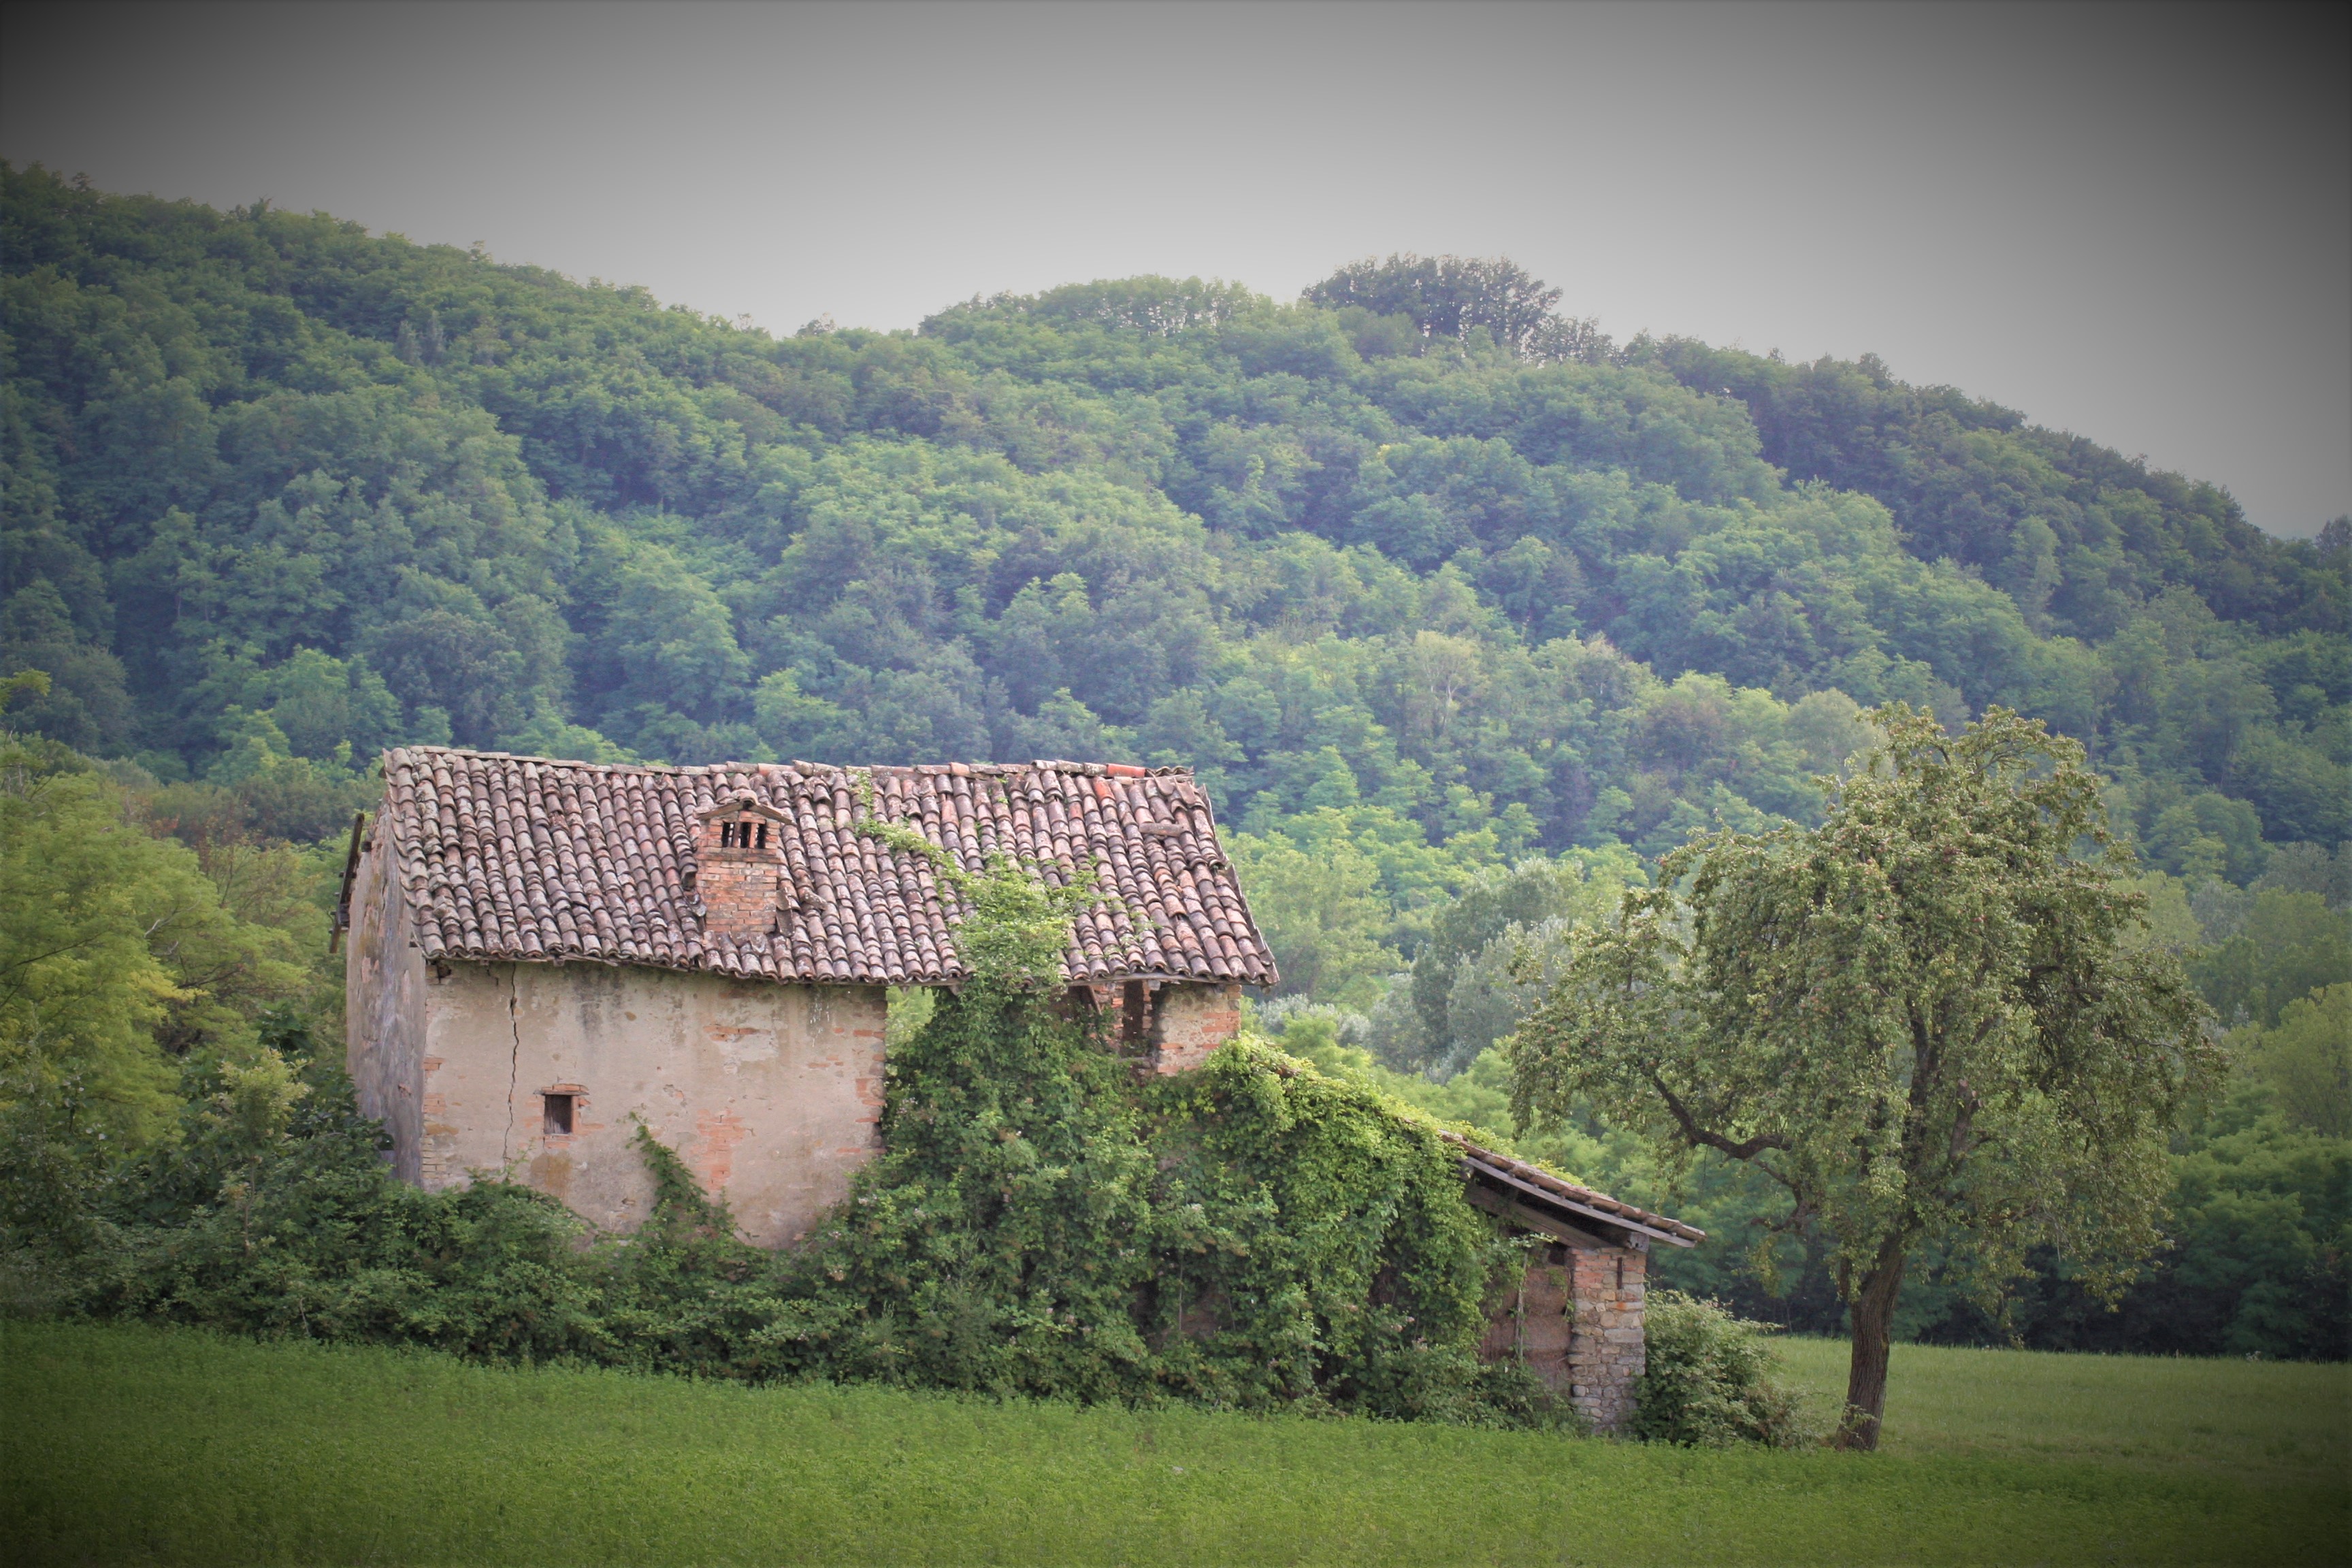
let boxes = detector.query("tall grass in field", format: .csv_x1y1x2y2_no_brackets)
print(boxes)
5,1321,2343,1566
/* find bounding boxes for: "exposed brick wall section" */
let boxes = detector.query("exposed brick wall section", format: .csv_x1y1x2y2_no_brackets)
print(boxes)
1149,981,1242,1074
1480,1240,1647,1432
698,850,781,939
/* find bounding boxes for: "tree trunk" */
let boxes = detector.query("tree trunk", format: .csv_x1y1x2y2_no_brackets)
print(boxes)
1837,1239,1909,1451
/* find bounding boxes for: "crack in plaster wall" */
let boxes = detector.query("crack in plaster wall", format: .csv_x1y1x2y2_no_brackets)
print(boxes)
502,965,523,1162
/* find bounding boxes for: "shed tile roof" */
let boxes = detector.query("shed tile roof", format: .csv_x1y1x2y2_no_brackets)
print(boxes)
1444,1132,1704,1247
374,748,1275,988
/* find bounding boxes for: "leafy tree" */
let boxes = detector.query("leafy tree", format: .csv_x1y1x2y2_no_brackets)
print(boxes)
2232,984,2351,1139
2146,791,2271,884
2155,1096,2351,1358
1303,255,1607,363
2253,840,2350,906
0,581,130,751
1226,831,1398,1007
1645,341,2346,641
1508,706,2217,1448
246,649,401,763
1,751,184,1143
1403,852,1639,1074
2191,889,2351,1029
0,739,310,1146
495,702,639,766
1969,1080,2352,1363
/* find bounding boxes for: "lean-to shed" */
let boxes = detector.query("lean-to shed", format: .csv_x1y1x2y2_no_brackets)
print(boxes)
1452,1132,1704,1431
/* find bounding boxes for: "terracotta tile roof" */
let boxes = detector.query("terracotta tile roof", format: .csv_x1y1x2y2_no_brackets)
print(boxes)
374,748,1276,988
1442,1132,1703,1247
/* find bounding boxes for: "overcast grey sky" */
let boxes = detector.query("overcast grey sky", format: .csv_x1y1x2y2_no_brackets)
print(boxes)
5,0,2345,536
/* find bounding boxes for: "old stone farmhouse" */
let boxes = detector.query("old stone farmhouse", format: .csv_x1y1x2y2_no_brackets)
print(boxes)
341,745,1698,1429
342,747,1273,1248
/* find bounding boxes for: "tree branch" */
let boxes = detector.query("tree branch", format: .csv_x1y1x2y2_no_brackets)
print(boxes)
1647,1068,1786,1162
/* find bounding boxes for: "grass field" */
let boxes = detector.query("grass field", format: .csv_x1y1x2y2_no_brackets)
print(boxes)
1773,1336,2347,1484
3,1320,2344,1566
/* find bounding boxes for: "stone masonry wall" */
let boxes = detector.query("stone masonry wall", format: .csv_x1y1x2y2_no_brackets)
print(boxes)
345,823,430,1184
1565,1241,1647,1431
1150,981,1243,1073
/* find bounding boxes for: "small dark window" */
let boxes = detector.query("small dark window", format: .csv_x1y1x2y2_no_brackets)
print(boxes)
543,1093,575,1135
755,821,768,848
719,821,737,848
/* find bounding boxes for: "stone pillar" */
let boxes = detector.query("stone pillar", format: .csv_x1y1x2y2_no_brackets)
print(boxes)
1149,981,1241,1074
1566,1243,1647,1431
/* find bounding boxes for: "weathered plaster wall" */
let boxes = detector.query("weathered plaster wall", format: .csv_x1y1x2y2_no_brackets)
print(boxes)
409,965,886,1247
346,825,430,1183
1481,1240,1648,1431
1151,981,1242,1074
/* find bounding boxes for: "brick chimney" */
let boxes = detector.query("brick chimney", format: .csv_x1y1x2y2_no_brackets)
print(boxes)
691,796,789,940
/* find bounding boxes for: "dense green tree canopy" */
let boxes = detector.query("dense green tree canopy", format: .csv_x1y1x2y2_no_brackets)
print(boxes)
0,735,313,1146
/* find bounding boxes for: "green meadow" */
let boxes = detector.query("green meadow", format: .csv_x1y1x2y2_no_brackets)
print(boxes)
1771,1335,2347,1484
5,1320,2342,1566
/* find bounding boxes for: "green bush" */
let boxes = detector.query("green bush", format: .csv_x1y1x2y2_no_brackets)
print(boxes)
1628,1290,1814,1447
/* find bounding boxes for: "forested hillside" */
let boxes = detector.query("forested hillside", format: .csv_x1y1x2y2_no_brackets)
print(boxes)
3,165,2346,1360
6,167,2343,994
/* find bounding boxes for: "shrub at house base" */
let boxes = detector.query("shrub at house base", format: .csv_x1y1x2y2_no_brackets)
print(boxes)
1628,1292,1813,1448
763,998,1545,1419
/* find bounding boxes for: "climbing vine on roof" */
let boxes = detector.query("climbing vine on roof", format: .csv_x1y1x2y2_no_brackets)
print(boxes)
744,838,1554,1420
